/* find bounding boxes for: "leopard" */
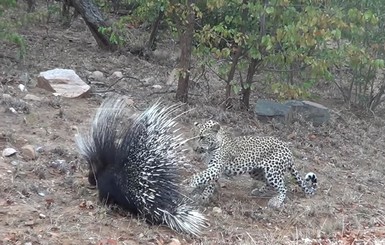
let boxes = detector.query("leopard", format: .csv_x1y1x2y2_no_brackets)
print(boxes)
188,120,318,208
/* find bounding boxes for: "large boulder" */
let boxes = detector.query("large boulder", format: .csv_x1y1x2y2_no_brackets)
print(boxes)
255,99,294,123
37,68,90,98
254,99,330,126
285,100,330,126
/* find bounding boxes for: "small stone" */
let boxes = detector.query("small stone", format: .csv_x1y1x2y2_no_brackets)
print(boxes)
124,98,134,106
24,242,32,245
38,192,45,197
2,93,12,101
24,94,42,101
35,146,44,153
86,200,94,209
18,84,27,92
90,71,104,81
9,107,17,114
21,144,37,160
212,207,222,214
152,84,162,89
11,160,19,166
2,148,17,157
20,72,30,84
142,77,156,85
24,220,35,226
39,213,46,219
111,71,123,79
167,238,181,245
138,233,144,238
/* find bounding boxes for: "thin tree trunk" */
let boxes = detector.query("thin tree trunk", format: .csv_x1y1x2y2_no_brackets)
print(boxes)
241,58,260,110
224,47,242,109
147,10,164,51
239,0,267,110
70,0,117,51
176,0,195,103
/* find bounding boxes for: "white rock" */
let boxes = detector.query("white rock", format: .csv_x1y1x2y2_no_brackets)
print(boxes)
152,84,162,89
37,68,90,98
9,108,17,114
90,70,104,81
2,94,12,101
111,71,123,79
24,94,42,101
2,148,17,157
212,207,222,214
18,84,27,92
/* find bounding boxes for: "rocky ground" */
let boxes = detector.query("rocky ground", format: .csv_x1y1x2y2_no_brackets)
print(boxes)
1,3,385,245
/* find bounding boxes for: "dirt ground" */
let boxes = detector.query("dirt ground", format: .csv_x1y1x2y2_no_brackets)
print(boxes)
1,3,385,245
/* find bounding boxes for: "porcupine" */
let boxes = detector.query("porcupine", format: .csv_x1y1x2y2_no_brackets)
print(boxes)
75,96,207,236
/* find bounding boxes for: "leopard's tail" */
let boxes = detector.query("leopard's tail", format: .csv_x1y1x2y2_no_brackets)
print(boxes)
289,166,317,195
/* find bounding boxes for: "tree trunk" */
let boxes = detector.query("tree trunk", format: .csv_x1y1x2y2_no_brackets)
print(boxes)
239,0,266,110
69,0,117,51
25,0,35,12
176,0,195,103
147,10,164,51
224,47,242,109
240,58,260,110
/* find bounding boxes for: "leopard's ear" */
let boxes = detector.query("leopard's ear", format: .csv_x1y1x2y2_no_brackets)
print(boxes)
212,123,220,133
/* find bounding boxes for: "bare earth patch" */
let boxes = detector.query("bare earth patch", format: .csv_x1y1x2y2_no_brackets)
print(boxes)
1,7,385,245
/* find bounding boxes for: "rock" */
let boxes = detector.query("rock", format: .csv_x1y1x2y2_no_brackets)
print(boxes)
255,99,293,123
90,71,104,81
37,68,90,98
2,93,12,101
11,160,19,166
18,84,27,92
111,71,123,79
212,207,222,214
24,94,42,101
255,99,330,126
20,72,30,85
24,220,35,226
152,84,162,89
142,76,156,85
167,238,181,245
21,144,37,160
2,148,17,157
166,68,179,86
8,107,17,114
284,100,330,126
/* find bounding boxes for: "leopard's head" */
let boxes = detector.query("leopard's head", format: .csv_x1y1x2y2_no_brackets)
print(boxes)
193,120,221,154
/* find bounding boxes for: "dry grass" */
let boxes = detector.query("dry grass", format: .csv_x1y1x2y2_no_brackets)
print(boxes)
1,2,385,244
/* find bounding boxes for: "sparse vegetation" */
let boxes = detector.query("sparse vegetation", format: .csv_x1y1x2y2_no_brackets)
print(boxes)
1,0,385,244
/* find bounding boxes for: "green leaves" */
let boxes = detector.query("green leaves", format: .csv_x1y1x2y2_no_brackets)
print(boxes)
0,0,26,59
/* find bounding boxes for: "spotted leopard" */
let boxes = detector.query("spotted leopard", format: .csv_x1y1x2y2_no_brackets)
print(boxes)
189,120,318,208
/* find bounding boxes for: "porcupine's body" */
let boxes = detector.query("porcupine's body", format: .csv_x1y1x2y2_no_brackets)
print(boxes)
75,96,207,236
